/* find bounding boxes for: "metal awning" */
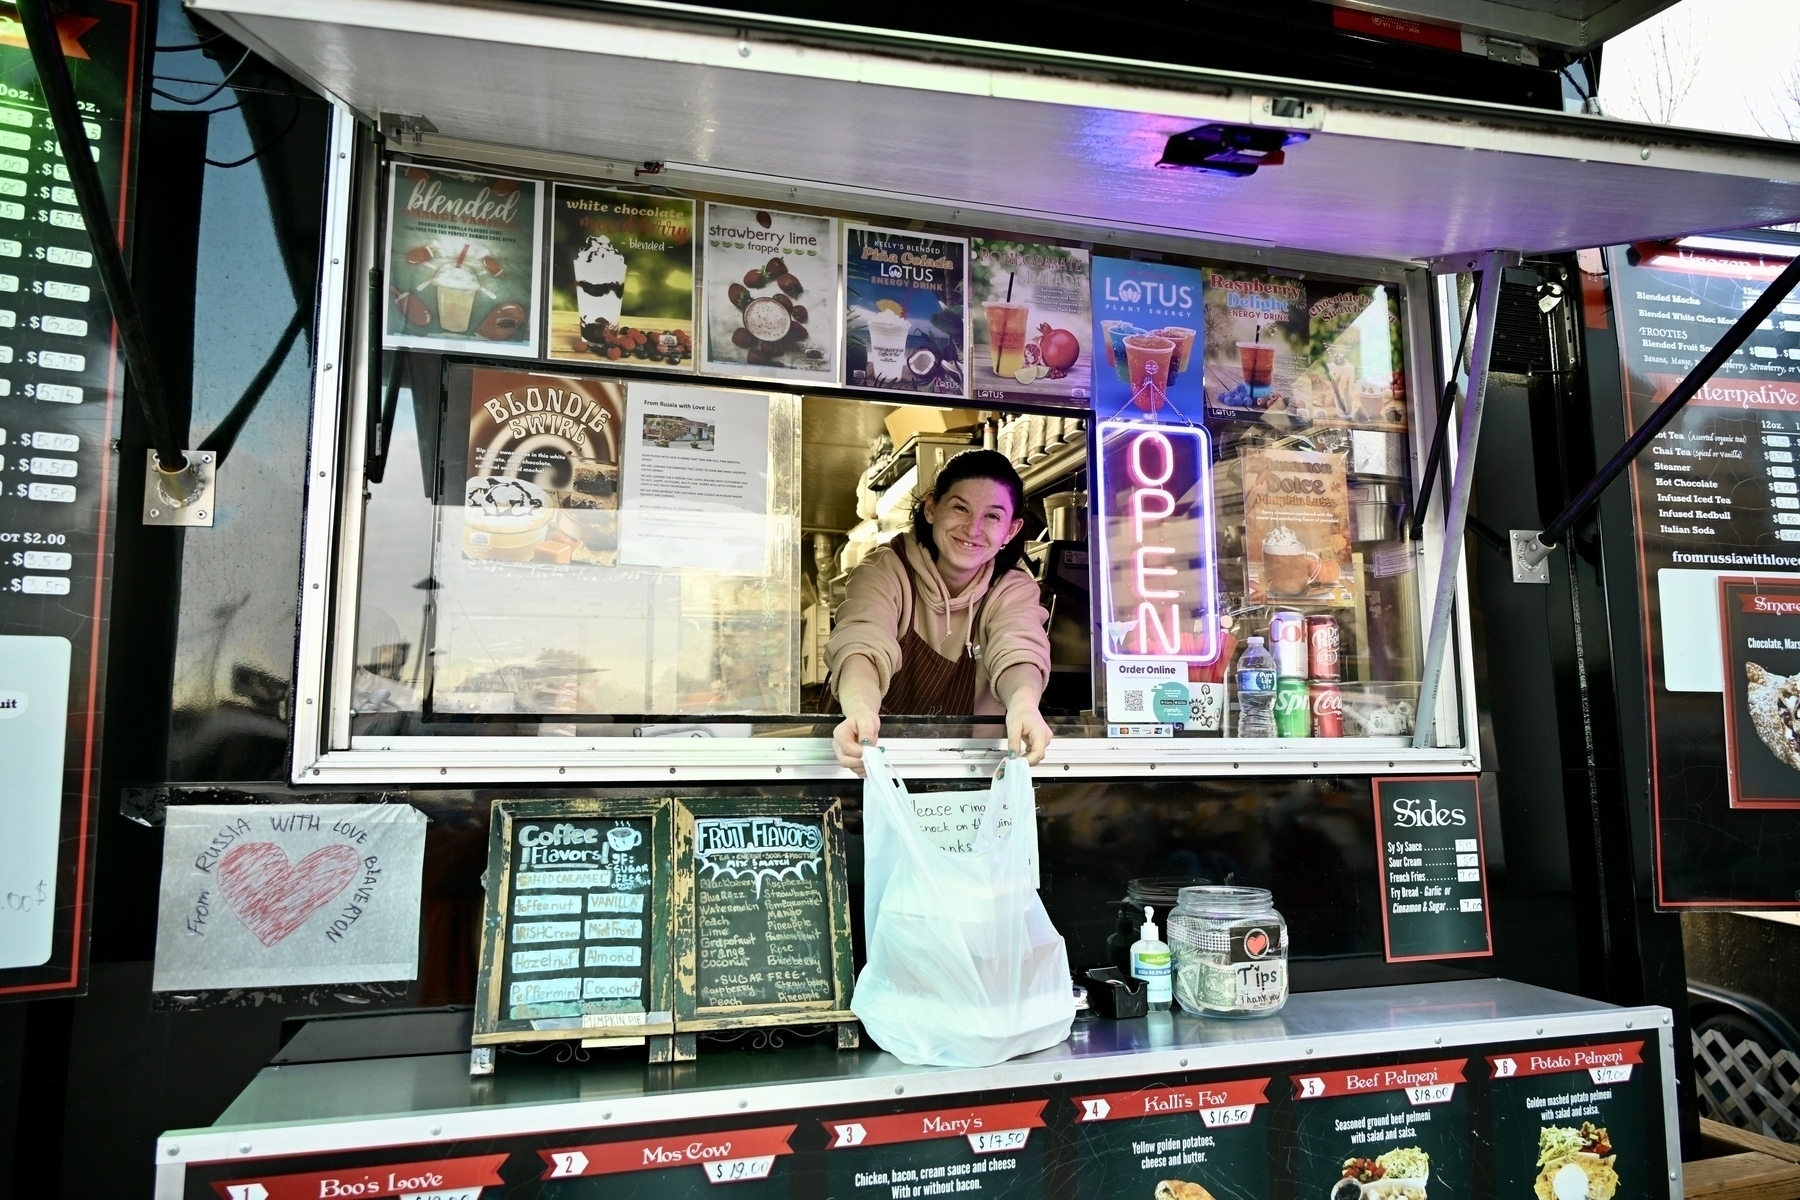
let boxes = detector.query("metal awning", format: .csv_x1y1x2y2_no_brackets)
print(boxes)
193,0,1800,268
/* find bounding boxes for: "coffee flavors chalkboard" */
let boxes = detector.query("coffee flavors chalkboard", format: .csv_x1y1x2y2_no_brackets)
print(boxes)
1372,778,1492,962
475,798,674,1046
1487,1041,1650,1200
694,815,832,1007
538,1125,797,1199
1291,1059,1471,1200
823,1101,1047,1200
1069,1077,1271,1200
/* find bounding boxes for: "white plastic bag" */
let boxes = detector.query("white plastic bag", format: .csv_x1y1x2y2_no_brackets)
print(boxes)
851,747,1075,1067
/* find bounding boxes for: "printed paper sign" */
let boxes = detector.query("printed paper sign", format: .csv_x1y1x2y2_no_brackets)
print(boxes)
153,804,427,991
701,203,838,382
843,225,969,396
382,164,542,356
1091,257,1205,425
1106,658,1188,724
547,184,695,370
970,239,1091,407
618,381,773,573
0,635,68,969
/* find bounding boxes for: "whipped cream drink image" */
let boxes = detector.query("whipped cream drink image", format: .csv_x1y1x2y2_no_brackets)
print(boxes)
574,235,627,339
1263,526,1305,555
1262,525,1315,596
433,264,482,334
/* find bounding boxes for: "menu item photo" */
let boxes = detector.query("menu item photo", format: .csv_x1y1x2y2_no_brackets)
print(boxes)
843,224,969,396
1718,574,1800,805
548,184,696,370
971,239,1092,407
1241,447,1354,608
1487,1040,1647,1200
382,164,543,355
701,203,838,382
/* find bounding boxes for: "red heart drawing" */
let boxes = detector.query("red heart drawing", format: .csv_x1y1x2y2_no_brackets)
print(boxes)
217,842,361,948
1244,928,1271,958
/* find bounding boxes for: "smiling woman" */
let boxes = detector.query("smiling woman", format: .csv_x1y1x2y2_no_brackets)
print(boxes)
825,449,1054,774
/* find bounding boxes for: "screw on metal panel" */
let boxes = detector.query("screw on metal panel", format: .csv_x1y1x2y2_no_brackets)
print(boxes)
1305,1047,1313,1055
441,768,447,775
603,1112,612,1120
239,1143,252,1154
739,1100,748,1109
1434,1036,1442,1044
312,769,320,776
895,1086,905,1095
166,1146,178,1157
1640,147,1652,160
148,508,159,517
559,767,566,774
1663,1015,1671,1025
738,40,750,56
431,1125,441,1136
671,767,677,774
1536,1027,1543,1035
1626,1020,1633,1028
196,511,206,520
1180,1058,1188,1067
1670,1172,1677,1181
1054,1072,1063,1081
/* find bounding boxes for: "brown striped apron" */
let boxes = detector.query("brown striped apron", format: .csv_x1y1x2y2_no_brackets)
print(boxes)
882,550,993,717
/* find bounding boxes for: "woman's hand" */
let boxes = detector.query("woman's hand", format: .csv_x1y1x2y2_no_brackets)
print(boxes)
833,710,881,776
832,655,885,776
995,663,1053,766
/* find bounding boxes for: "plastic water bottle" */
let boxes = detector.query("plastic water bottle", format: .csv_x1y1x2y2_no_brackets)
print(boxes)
1236,636,1278,737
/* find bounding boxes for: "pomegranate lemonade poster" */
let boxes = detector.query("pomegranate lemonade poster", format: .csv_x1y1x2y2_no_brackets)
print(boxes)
383,164,543,356
970,239,1091,407
548,184,696,371
1090,257,1204,425
701,203,838,383
842,224,969,397
152,804,427,991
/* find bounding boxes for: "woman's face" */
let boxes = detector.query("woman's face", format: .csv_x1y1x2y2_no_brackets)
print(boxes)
925,477,1024,579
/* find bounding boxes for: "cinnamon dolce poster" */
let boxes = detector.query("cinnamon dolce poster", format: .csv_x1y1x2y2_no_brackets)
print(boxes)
1241,447,1353,608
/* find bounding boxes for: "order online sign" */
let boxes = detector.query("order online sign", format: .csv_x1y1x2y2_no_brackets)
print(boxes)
1095,421,1221,666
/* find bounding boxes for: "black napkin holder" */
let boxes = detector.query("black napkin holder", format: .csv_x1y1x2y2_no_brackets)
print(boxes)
1083,966,1148,1019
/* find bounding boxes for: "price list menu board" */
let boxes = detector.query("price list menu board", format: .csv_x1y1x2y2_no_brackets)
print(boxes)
693,815,834,1008
823,1100,1047,1200
1487,1041,1649,1200
1608,239,1800,902
1371,777,1492,962
0,0,142,996
1068,1077,1272,1200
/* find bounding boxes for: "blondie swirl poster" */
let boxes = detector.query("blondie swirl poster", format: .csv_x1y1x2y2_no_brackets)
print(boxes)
382,165,543,356
548,184,696,371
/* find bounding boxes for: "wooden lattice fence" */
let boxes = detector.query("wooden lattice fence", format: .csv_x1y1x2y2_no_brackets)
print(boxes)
1694,1029,1800,1142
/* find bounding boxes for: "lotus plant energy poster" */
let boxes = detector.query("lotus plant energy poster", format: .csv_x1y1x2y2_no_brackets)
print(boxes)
383,165,542,356
970,240,1091,407
152,804,428,992
702,203,837,383
1090,257,1204,425
843,224,969,396
548,184,695,371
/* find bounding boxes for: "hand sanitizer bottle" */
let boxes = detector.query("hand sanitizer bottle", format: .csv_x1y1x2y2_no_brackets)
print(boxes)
1129,905,1172,1012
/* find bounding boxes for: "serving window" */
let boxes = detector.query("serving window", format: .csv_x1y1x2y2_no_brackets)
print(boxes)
306,143,1470,781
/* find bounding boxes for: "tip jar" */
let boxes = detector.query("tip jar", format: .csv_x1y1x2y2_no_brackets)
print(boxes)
1167,886,1288,1018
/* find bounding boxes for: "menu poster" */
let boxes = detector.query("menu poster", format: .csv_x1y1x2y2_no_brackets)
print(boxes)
843,225,969,396
701,203,837,383
970,240,1092,407
1202,268,1309,424
457,365,624,568
823,1100,1047,1200
1371,777,1493,962
1291,1059,1471,1200
691,815,834,1009
1090,257,1204,425
1609,239,1800,903
1487,1041,1650,1200
548,185,695,370
1716,576,1800,806
1241,448,1354,608
618,382,772,574
1069,1078,1272,1200
383,164,543,355
538,1126,797,1197
1298,282,1408,430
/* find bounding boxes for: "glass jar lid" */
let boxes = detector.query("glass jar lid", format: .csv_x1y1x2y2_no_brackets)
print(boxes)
1175,885,1275,917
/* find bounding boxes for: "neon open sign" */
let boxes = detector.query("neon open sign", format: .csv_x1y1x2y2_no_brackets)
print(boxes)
1094,420,1221,665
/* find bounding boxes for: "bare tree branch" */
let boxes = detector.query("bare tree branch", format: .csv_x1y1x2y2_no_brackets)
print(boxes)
1616,8,1709,124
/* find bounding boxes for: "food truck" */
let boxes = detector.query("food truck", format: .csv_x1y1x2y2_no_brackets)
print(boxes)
4,0,1800,1195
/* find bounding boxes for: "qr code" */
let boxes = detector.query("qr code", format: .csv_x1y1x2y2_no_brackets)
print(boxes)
1124,689,1144,711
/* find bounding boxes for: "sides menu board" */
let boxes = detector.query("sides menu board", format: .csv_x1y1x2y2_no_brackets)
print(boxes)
1372,777,1492,962
1291,1059,1471,1200
1608,238,1800,904
1487,1041,1648,1200
823,1100,1047,1200
0,0,141,996
1069,1077,1271,1200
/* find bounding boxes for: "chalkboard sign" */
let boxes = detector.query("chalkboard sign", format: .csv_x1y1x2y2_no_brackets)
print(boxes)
1372,776,1493,962
474,798,676,1053
673,797,856,1034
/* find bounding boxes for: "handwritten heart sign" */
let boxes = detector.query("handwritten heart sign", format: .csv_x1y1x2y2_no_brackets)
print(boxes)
218,842,360,947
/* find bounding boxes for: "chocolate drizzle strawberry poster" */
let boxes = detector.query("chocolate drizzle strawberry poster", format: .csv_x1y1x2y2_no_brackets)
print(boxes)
152,805,427,991
383,165,543,356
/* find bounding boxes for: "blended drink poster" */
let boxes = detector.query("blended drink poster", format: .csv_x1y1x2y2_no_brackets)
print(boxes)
1241,447,1353,609
548,184,695,371
700,203,837,383
1202,267,1309,424
842,224,969,396
1299,282,1408,429
970,240,1092,407
1090,257,1204,424
383,165,543,356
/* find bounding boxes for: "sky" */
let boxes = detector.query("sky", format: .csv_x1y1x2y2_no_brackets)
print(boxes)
1598,0,1800,137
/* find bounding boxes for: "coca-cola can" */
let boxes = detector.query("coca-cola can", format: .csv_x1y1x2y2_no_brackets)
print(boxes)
1306,615,1341,681
1310,682,1343,737
1269,610,1307,678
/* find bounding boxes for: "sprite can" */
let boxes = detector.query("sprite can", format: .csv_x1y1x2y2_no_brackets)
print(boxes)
1275,677,1311,737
